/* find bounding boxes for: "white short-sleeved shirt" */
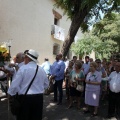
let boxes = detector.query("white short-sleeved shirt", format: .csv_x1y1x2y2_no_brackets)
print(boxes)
109,71,120,93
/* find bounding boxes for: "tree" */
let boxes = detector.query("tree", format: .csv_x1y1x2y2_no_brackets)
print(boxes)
55,0,120,59
71,34,118,59
92,13,120,51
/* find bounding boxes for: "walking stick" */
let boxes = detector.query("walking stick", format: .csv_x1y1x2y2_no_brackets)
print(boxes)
7,76,10,120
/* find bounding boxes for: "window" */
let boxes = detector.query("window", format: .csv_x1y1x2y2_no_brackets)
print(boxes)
53,9,62,26
53,43,60,55
54,18,58,25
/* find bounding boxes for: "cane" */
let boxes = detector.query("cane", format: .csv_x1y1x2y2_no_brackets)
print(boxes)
7,76,10,120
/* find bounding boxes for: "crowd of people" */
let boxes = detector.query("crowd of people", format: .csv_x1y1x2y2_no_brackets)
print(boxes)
0,50,120,120
39,54,120,120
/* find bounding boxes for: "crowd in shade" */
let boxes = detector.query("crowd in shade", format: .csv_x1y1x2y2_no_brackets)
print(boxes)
0,50,120,120
39,54,120,120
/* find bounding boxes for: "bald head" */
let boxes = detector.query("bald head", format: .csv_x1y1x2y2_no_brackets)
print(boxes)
56,53,63,61
16,52,25,63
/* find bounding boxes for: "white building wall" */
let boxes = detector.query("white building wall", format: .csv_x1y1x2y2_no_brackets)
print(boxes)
0,0,83,64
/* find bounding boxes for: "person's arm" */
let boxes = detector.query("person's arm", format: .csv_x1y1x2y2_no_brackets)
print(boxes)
86,72,101,85
7,69,23,96
86,80,101,85
69,70,73,87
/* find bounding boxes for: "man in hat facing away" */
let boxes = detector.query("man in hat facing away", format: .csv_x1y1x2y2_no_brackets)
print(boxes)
8,49,49,120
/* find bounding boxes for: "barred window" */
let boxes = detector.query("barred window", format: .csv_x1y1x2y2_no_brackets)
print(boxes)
53,43,60,55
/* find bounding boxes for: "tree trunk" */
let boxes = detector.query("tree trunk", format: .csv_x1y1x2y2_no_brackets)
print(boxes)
61,8,88,59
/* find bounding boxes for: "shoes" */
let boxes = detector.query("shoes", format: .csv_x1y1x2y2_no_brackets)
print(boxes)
91,113,98,117
83,110,90,114
57,102,62,105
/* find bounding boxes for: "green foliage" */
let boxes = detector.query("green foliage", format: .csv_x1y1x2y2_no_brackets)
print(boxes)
92,13,120,50
71,34,118,59
55,0,120,32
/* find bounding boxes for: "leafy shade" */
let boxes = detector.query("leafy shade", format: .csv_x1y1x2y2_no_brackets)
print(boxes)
71,35,118,59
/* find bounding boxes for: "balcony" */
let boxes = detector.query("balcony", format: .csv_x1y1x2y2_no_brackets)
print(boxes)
51,25,65,41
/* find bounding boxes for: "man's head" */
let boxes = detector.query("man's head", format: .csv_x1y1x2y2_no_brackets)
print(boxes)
115,62,120,73
16,52,25,63
85,56,89,63
24,49,39,64
45,58,49,61
102,58,107,62
73,56,77,63
56,53,62,61
95,59,101,67
89,58,93,62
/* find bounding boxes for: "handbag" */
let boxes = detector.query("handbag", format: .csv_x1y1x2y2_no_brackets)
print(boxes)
10,65,39,116
76,84,84,92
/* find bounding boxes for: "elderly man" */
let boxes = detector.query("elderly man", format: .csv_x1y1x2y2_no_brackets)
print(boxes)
50,53,65,105
106,62,120,119
4,52,25,78
8,49,49,120
41,58,51,75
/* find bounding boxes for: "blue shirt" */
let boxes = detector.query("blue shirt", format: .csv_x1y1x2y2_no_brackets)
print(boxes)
50,60,65,81
82,62,90,75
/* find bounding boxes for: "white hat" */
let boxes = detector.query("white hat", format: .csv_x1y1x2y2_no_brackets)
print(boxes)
26,49,39,63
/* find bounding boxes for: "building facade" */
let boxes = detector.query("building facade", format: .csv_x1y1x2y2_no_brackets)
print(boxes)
0,0,83,64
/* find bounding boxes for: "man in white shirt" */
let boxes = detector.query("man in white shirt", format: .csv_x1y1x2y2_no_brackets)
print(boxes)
8,49,49,120
106,62,120,119
41,58,51,75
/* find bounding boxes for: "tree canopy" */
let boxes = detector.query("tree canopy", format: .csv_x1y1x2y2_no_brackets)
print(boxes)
71,34,118,59
55,0,120,58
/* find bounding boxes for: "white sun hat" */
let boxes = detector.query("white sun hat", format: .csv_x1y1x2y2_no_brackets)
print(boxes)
26,49,39,63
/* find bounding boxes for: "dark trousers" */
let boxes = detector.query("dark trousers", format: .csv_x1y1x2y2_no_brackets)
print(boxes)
54,80,63,102
108,90,120,117
17,94,43,120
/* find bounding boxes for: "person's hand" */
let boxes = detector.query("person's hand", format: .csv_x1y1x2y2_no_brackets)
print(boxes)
50,75,55,81
9,63,16,67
